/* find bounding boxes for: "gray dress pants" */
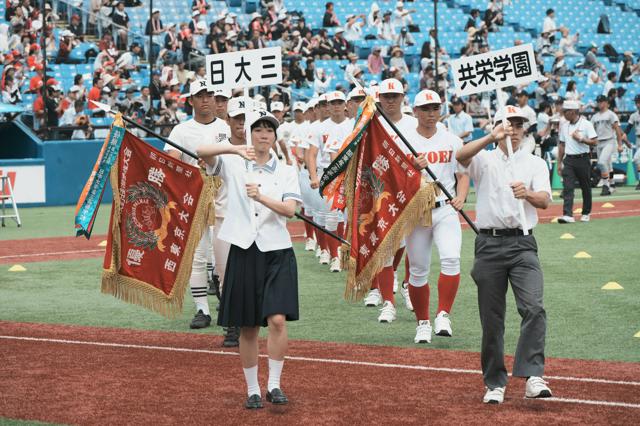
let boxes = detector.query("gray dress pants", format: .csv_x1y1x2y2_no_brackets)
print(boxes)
470,233,547,388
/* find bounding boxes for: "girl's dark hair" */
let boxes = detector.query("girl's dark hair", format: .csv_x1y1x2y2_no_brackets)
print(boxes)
251,119,276,132
566,80,576,91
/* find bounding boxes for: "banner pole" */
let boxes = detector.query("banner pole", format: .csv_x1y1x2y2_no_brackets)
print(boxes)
374,104,479,234
294,212,349,245
495,88,529,235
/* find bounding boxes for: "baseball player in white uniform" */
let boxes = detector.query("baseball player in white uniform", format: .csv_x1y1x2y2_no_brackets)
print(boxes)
309,91,352,272
306,95,334,265
165,79,231,329
402,89,469,344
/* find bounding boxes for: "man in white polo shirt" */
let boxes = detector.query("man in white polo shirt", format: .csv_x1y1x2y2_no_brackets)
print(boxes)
456,105,553,405
556,100,598,223
165,79,230,329
446,98,474,143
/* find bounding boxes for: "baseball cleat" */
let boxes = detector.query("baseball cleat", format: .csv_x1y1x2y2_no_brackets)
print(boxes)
329,257,341,272
364,289,382,307
525,377,552,398
189,310,211,329
483,386,506,404
377,301,397,323
635,182,640,190
222,327,240,347
414,320,432,343
580,214,590,222
434,311,452,337
600,185,611,196
319,249,331,265
305,238,316,251
400,283,413,311
557,215,575,224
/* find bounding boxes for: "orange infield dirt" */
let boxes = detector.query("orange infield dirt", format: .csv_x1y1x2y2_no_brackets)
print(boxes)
1,199,639,265
0,321,638,425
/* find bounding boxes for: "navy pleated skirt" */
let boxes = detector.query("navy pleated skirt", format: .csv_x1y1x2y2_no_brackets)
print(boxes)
217,243,299,328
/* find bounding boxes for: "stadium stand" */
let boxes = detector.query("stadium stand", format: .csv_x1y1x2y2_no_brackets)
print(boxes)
0,0,638,185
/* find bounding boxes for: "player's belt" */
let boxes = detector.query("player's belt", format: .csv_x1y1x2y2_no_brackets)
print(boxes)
479,228,533,237
434,200,447,209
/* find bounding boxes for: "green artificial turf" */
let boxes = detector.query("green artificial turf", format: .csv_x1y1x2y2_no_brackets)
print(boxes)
0,419,61,426
1,186,638,241
1,208,638,362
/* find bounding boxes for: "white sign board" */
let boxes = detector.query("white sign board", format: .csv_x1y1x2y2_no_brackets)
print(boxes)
205,47,283,92
451,44,540,97
0,165,46,203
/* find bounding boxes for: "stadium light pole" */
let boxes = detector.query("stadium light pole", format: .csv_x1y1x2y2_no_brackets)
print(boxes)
149,0,153,88
41,0,48,136
434,0,439,90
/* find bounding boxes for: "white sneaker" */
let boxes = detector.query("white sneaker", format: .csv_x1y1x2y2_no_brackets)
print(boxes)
557,215,575,224
319,249,331,264
525,376,552,398
315,246,322,258
400,283,413,311
329,257,341,272
364,289,382,307
393,271,398,294
305,238,316,251
483,386,506,404
414,320,432,343
580,214,590,222
377,301,396,323
434,311,452,337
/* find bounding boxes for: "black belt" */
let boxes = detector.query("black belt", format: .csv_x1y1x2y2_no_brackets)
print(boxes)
434,200,447,209
479,228,533,237
565,153,590,158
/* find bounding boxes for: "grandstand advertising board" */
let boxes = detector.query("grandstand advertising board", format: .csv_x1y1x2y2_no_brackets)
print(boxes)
451,44,540,97
204,47,283,92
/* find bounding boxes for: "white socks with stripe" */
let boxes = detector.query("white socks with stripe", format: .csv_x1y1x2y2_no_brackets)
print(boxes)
190,272,209,316
268,358,284,392
243,365,260,397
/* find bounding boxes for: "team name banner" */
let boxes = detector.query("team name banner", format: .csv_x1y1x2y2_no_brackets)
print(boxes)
339,112,438,301
451,44,540,97
74,114,126,239
102,131,215,318
205,47,283,92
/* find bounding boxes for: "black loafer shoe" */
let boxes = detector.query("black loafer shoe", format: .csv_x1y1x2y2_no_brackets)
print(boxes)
266,388,289,405
245,394,263,409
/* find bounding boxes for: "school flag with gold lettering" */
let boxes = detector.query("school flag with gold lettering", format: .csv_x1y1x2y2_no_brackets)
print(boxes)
102,131,215,317
328,102,438,301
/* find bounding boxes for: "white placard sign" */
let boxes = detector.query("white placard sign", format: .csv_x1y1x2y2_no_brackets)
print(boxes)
0,165,46,203
451,44,540,97
205,47,283,92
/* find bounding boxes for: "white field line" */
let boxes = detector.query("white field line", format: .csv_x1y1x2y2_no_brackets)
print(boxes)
2,334,640,408
0,249,104,260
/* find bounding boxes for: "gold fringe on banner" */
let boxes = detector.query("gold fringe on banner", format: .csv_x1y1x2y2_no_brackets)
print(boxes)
102,147,215,318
